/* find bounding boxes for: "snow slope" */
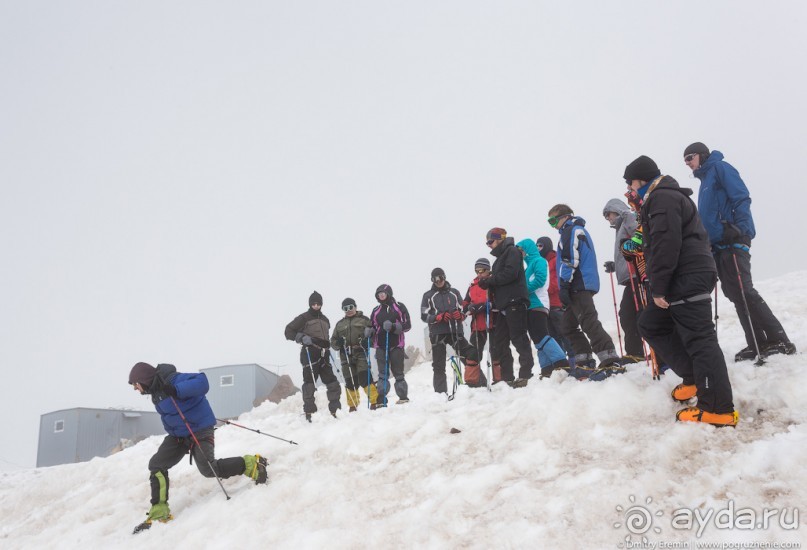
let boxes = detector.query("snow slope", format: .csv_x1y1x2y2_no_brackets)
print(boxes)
2,273,805,549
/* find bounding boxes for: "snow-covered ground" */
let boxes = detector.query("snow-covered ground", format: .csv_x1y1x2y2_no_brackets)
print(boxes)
2,273,805,549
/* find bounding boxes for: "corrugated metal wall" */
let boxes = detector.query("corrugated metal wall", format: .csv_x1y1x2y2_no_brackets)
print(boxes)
203,364,280,420
36,409,164,468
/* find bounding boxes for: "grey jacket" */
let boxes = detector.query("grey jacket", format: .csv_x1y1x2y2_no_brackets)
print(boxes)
603,198,638,285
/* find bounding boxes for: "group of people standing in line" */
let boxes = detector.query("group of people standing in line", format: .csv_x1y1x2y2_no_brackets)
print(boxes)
123,141,800,528
285,142,797,428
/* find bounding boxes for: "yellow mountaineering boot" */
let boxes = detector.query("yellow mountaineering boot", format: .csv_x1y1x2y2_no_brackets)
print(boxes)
243,454,268,484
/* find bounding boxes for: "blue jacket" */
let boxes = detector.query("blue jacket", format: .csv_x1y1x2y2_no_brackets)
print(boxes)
151,364,217,437
556,216,600,293
517,238,550,310
693,150,755,246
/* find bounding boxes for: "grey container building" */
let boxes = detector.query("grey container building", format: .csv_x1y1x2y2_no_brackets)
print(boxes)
37,408,164,468
201,364,281,420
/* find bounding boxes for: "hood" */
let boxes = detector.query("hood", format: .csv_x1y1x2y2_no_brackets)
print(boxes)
536,236,554,258
603,198,632,229
560,216,587,232
375,284,393,303
693,150,724,178
603,198,631,217
516,238,541,260
647,175,693,198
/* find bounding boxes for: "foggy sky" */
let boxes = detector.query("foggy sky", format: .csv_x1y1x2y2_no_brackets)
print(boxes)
2,1,806,469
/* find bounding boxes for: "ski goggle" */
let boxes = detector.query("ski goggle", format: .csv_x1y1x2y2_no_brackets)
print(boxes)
547,215,563,228
342,304,356,312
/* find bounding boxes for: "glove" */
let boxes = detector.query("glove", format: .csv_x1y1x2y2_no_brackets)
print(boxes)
294,332,304,344
163,383,177,398
382,320,393,332
435,312,448,323
450,310,464,320
603,261,615,274
393,321,403,334
559,283,572,307
721,221,748,245
364,327,375,338
478,277,491,290
621,238,642,259
301,335,313,346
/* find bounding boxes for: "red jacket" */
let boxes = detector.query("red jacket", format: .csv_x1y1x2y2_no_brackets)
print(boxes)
545,251,562,308
462,277,497,332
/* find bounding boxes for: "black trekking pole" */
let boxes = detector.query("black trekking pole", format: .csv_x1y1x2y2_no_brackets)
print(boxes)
170,397,231,500
216,419,298,445
731,250,764,366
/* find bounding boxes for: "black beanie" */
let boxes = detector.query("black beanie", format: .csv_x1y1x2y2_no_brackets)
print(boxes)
431,267,445,280
309,291,323,307
623,155,661,183
536,236,554,257
684,142,710,157
129,362,157,387
341,297,356,309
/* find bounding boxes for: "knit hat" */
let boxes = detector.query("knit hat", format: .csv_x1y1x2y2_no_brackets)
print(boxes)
129,362,157,388
474,257,491,270
535,236,554,257
431,267,446,280
623,155,661,183
684,142,710,157
341,297,356,309
485,227,507,242
309,291,323,307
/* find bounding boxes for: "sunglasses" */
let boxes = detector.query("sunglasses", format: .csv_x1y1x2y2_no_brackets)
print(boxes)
486,239,495,246
475,268,488,274
342,304,356,312
432,276,445,282
684,153,698,162
547,215,562,228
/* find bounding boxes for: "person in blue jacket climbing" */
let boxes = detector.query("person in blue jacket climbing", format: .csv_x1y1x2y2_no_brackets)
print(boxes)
129,362,267,528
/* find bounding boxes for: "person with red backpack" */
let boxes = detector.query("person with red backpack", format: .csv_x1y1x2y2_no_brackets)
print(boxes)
463,258,506,385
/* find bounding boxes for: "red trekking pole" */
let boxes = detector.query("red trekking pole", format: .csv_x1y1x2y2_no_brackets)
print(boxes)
170,397,231,500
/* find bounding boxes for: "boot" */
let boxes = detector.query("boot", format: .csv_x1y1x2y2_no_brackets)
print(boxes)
348,406,357,412
762,340,797,357
676,407,738,427
507,378,528,388
243,454,268,485
147,502,172,522
671,384,697,403
464,361,483,387
734,346,758,362
492,362,503,384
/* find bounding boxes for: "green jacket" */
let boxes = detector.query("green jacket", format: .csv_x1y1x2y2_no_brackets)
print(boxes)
330,311,372,351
